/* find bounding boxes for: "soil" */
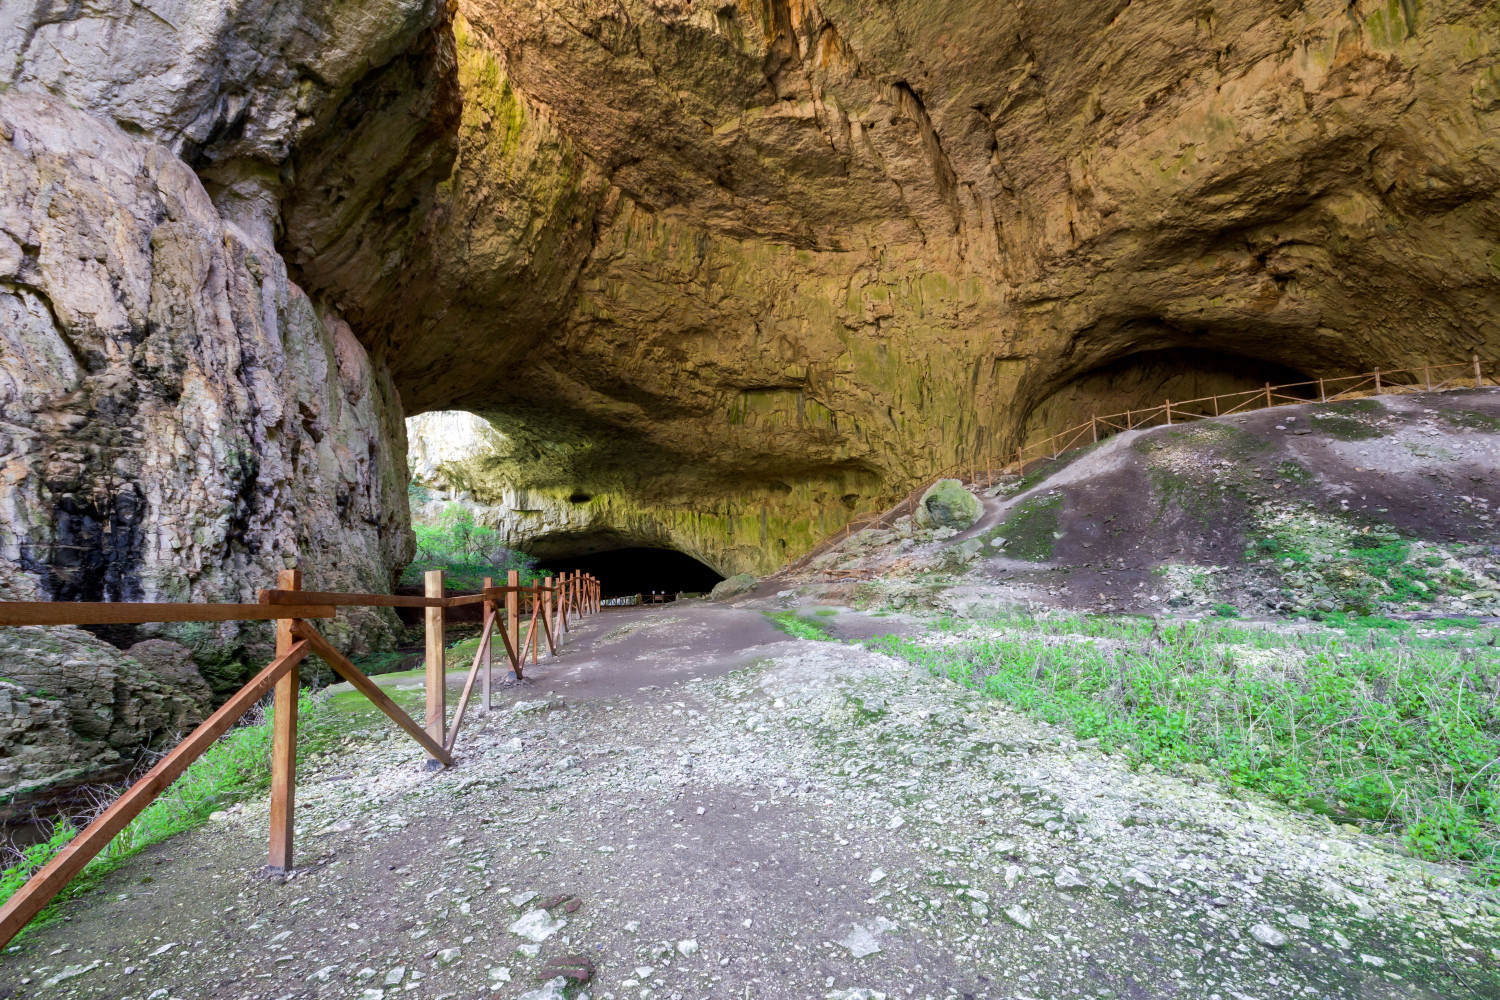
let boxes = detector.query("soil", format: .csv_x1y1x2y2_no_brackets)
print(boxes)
1,602,1497,1000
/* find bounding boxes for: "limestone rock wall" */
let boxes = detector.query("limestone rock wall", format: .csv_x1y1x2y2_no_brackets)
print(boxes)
0,93,413,690
376,1,1500,572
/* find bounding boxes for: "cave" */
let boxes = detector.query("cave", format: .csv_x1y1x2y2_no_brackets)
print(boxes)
538,546,724,600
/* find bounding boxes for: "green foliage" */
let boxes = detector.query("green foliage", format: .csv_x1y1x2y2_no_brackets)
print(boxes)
402,503,550,591
1212,603,1239,618
764,611,835,641
0,690,375,937
869,613,1500,881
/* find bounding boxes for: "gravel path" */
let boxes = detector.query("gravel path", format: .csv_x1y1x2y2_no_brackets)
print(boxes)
2,604,1497,1000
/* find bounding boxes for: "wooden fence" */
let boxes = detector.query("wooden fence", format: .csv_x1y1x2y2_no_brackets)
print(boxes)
0,569,601,946
791,355,1496,570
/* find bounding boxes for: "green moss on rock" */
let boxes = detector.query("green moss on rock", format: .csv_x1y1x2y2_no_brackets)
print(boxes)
915,480,982,530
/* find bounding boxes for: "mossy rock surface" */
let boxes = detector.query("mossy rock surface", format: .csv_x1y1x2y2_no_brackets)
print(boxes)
710,573,758,601
915,479,982,530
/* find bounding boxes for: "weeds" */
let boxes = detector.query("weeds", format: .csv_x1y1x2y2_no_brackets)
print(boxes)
765,612,835,641
869,612,1500,881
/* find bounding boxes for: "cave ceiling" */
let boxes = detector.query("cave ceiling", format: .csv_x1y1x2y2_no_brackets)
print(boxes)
283,0,1500,555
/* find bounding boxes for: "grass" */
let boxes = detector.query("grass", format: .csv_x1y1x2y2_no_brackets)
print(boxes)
765,611,835,641
992,491,1063,561
869,612,1500,881
0,688,375,940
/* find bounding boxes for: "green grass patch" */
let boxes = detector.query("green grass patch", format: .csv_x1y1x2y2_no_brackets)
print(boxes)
1441,409,1500,432
869,613,1500,881
1310,409,1382,441
0,688,380,939
765,612,836,641
994,491,1063,561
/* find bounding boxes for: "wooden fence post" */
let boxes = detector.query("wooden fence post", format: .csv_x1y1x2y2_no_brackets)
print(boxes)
1213,394,1220,416
268,568,301,872
506,569,520,674
1374,367,1381,393
424,570,445,764
1424,366,1432,390
1090,415,1097,443
1264,382,1272,407
1318,378,1326,403
482,576,494,713
1477,354,1484,388
1164,399,1172,426
1125,409,1132,430
543,576,555,653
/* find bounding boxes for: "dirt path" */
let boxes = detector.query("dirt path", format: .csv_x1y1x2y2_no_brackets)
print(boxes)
2,604,1496,1000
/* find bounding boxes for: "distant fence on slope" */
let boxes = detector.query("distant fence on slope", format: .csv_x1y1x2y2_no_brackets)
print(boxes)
790,355,1496,572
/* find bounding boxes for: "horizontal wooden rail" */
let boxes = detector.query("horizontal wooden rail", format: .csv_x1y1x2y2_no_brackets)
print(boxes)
0,602,335,627
0,639,311,944
258,586,549,609
0,570,607,948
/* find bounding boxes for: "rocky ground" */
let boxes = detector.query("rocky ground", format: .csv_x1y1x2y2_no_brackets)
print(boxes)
2,601,1497,1000
786,389,1500,624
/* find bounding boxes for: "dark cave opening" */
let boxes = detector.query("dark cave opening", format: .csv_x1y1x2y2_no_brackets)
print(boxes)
540,547,725,599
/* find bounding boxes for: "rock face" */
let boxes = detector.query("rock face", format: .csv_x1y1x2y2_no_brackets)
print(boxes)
376,1,1500,573
0,628,213,819
0,94,412,689
0,1,450,802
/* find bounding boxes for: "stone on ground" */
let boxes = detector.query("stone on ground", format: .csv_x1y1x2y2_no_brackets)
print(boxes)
915,479,982,530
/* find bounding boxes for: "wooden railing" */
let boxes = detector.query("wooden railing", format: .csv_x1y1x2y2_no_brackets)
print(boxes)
0,568,601,946
792,355,1495,570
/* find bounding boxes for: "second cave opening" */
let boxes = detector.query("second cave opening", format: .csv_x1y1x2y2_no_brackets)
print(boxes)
540,547,725,599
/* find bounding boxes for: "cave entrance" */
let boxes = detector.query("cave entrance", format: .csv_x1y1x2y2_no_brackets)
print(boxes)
539,547,724,601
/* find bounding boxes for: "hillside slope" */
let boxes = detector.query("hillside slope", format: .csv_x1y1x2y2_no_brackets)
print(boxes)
794,389,1500,621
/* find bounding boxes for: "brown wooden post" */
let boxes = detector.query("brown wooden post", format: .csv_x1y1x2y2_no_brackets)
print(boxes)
482,576,494,712
1090,415,1097,443
1164,399,1172,426
1477,354,1484,388
1373,367,1381,393
1125,409,1132,430
1264,382,1272,407
530,586,542,665
1213,394,1220,417
543,576,555,653
1424,366,1432,390
424,570,445,762
1318,378,1326,403
268,568,301,872
506,569,520,674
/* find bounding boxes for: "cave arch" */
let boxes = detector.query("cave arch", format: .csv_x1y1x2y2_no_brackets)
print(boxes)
1019,347,1316,447
522,530,724,598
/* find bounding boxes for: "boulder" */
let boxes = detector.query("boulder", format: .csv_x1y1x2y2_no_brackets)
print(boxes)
915,481,983,531
0,628,214,819
710,574,759,601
